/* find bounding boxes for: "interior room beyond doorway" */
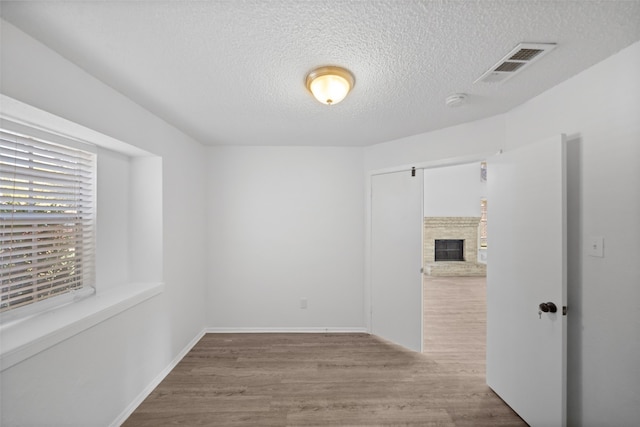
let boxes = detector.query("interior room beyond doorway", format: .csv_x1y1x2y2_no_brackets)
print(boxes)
422,162,487,366
423,276,486,369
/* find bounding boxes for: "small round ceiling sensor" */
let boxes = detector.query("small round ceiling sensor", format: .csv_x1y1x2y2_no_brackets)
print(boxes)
445,93,467,107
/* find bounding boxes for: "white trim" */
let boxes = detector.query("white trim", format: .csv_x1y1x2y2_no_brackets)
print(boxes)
0,287,96,325
0,282,164,371
1,117,98,154
368,150,499,177
0,93,154,157
205,327,368,334
109,327,207,427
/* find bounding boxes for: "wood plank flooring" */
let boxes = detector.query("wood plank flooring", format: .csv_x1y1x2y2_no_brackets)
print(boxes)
423,276,487,371
124,277,526,426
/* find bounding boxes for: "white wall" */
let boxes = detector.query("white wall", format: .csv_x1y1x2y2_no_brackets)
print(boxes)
504,41,640,427
95,148,163,290
95,148,131,290
1,20,208,426
364,113,505,172
423,162,485,217
206,146,365,330
364,41,640,427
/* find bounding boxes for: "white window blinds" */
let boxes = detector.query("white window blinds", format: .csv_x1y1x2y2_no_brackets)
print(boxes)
0,129,96,313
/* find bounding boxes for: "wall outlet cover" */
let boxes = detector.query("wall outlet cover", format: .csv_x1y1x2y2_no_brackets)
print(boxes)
587,236,604,258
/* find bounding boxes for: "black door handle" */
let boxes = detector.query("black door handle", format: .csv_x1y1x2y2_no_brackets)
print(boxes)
539,302,558,313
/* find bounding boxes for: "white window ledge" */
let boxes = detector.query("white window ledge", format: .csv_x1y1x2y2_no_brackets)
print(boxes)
0,282,164,371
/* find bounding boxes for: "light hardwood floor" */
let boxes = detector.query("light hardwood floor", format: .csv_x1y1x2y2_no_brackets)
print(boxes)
423,276,487,372
124,277,526,426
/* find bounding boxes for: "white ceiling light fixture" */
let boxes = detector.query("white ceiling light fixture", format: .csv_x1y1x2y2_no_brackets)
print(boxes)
305,66,355,105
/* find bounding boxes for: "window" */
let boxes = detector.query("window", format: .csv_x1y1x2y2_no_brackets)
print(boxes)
480,198,487,248
0,96,163,371
0,129,96,314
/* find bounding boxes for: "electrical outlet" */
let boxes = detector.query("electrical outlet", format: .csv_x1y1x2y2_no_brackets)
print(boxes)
300,298,307,309
588,236,604,258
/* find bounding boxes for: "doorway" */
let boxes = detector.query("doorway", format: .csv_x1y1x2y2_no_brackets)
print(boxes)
422,161,487,369
369,137,568,426
368,158,487,355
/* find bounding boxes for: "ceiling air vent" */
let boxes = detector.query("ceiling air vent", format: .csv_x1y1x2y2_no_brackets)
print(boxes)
474,43,556,84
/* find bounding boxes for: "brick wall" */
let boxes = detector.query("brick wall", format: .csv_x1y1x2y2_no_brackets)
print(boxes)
423,217,487,277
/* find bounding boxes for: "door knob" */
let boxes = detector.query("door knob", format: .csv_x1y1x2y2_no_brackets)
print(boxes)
539,302,558,313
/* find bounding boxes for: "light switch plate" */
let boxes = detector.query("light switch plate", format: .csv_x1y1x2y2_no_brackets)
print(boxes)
588,236,604,257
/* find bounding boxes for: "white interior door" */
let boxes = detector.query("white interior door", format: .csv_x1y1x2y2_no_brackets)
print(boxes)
486,135,567,426
371,169,423,352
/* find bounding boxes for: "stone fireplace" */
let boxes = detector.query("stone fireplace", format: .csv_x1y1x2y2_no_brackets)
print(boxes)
423,217,486,277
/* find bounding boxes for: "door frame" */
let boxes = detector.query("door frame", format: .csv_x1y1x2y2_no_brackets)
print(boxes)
365,151,497,336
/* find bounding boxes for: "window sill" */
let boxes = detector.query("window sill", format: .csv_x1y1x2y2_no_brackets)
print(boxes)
0,282,164,371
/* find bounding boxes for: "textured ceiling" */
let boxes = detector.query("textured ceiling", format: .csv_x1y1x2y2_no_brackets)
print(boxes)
2,1,640,147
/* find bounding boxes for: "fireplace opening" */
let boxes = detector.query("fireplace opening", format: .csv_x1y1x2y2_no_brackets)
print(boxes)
435,239,464,261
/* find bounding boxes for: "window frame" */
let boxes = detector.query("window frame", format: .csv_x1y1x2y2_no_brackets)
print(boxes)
1,129,97,317
480,198,488,248
0,94,163,372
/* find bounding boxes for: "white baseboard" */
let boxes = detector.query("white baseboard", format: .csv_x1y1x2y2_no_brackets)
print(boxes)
109,327,207,427
205,327,368,334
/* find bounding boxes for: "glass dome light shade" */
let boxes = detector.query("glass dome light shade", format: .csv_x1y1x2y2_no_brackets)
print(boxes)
306,66,355,105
